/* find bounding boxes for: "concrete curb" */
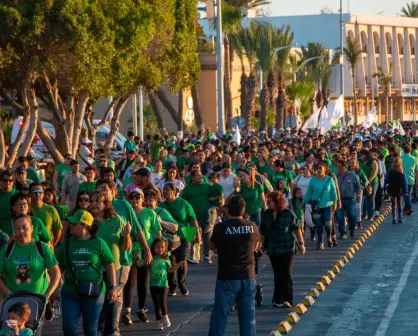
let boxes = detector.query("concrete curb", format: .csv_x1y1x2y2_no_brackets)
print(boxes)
269,204,392,335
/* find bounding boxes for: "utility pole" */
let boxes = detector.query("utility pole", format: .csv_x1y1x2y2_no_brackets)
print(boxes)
215,0,225,134
132,94,138,135
138,87,144,141
340,0,345,126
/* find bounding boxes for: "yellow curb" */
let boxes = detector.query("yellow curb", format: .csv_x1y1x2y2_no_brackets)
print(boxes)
277,321,292,334
326,270,336,280
302,296,315,307
269,331,283,336
344,251,354,260
341,255,349,264
315,282,326,292
352,244,360,252
347,247,356,254
294,303,308,315
332,265,341,274
335,260,345,269
320,276,331,286
307,287,321,298
358,236,366,243
355,240,363,248
286,312,300,324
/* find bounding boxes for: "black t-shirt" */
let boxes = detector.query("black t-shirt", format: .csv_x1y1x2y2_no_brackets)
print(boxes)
210,218,259,280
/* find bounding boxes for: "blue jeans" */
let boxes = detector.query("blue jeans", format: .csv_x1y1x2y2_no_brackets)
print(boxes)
404,185,414,209
312,206,332,245
209,279,256,336
198,212,212,258
249,212,261,227
62,291,105,336
99,271,121,335
336,199,357,236
363,182,378,218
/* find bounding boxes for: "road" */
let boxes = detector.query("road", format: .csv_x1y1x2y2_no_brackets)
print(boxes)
42,204,395,335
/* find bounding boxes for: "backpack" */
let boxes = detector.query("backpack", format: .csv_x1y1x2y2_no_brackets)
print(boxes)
5,240,44,262
388,171,404,196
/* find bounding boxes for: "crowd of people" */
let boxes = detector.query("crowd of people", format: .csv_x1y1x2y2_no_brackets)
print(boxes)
0,123,417,335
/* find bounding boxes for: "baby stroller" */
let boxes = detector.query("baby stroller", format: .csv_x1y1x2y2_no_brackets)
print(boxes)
0,290,47,335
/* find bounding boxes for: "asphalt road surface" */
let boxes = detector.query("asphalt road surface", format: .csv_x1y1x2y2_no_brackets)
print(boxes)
42,204,397,335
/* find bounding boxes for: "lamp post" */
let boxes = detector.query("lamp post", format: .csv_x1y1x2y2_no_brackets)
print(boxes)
138,87,144,141
214,0,225,134
340,0,345,126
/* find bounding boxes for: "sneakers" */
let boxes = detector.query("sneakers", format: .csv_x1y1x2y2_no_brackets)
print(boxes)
392,218,397,224
398,218,403,224
357,221,363,230
168,290,177,296
136,310,149,323
45,303,54,321
349,230,355,238
282,301,292,308
204,256,212,264
332,238,338,246
179,285,189,296
316,243,324,250
340,234,348,240
404,208,413,216
121,311,133,325
156,320,163,331
374,210,380,216
186,258,199,264
162,315,171,328
327,237,333,248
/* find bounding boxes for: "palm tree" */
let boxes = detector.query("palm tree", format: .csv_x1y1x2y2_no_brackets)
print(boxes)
373,64,393,121
225,0,271,8
344,36,362,125
191,84,204,129
399,1,418,17
274,25,293,129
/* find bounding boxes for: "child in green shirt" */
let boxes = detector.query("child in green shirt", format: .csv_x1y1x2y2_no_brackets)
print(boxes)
208,172,224,207
149,238,172,331
0,302,34,336
290,188,305,236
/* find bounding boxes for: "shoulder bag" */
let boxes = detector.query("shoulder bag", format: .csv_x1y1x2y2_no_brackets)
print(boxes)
155,207,181,251
66,239,103,298
309,177,331,214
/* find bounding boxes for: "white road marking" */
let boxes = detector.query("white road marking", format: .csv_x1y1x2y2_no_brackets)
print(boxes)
374,237,418,336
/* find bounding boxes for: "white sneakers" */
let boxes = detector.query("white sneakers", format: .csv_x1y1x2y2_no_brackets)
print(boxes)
156,315,171,330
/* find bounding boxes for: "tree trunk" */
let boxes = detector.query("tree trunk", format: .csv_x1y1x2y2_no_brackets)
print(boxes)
20,82,39,156
224,36,233,130
177,90,184,133
148,92,167,133
156,88,186,130
104,96,129,151
6,110,30,169
71,92,89,156
229,42,234,84
37,118,64,164
240,71,247,121
276,89,286,130
267,70,277,112
64,90,75,154
0,125,5,168
352,74,357,125
191,85,204,130
245,71,257,131
259,85,269,132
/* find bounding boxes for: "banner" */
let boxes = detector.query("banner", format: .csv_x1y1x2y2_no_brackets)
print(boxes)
233,125,241,143
392,119,405,136
362,106,377,128
302,107,321,130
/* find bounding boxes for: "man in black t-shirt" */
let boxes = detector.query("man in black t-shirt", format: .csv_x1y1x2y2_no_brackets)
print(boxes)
208,196,259,336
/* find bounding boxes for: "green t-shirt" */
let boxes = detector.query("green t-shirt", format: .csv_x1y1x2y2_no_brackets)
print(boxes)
124,140,136,152
0,189,18,222
150,141,163,161
239,183,264,215
31,204,63,241
181,183,212,219
0,230,9,250
360,159,378,185
177,157,191,172
26,167,41,184
257,163,273,181
56,236,114,293
271,170,293,192
54,204,68,221
149,256,171,287
136,208,162,246
97,215,126,271
412,149,418,160
303,176,338,209
78,181,97,195
0,217,50,244
209,183,224,206
158,198,196,239
154,207,178,228
112,198,141,266
0,241,57,295
401,154,418,185
184,175,209,185
380,148,390,159
0,326,33,336
93,159,115,170
55,164,72,190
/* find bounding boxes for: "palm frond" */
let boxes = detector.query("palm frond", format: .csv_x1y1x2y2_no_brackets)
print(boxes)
399,1,418,17
343,36,362,69
225,0,271,9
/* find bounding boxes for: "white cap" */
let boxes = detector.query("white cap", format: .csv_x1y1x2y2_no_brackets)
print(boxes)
81,137,92,144
286,127,291,131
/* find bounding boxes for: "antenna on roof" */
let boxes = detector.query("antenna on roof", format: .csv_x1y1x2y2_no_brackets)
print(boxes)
376,9,388,15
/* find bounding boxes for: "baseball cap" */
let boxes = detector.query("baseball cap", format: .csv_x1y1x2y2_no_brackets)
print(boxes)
15,166,26,174
66,210,94,227
129,187,144,197
81,137,92,144
133,167,151,177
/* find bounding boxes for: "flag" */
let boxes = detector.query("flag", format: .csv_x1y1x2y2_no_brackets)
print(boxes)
302,107,321,130
362,107,377,128
392,119,405,136
233,125,241,143
330,95,344,121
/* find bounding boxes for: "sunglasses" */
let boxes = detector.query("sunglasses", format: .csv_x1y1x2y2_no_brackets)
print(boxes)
129,194,142,200
79,198,90,202
2,179,13,183
100,160,106,163
66,157,73,161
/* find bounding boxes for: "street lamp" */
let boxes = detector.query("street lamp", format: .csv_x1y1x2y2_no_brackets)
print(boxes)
214,0,225,134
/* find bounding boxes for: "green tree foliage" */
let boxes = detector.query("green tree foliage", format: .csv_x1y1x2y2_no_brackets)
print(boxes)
344,36,362,125
399,1,418,17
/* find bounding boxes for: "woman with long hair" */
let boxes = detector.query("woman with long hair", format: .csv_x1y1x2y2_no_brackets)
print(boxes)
384,157,408,224
219,163,237,199
89,192,131,335
260,191,305,308
303,161,338,250
157,165,185,195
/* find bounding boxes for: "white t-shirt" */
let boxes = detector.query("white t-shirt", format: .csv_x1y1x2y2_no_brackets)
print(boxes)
293,175,312,198
151,172,164,186
157,179,185,196
219,172,237,199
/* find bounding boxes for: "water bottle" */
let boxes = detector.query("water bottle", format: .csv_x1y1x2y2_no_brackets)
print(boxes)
53,300,61,320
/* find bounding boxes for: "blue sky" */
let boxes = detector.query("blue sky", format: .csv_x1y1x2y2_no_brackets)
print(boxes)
267,0,404,17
